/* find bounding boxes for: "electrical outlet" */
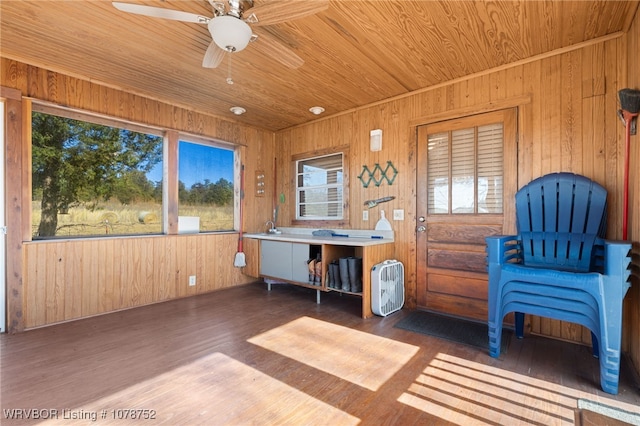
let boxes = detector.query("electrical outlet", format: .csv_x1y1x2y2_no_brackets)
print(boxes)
393,209,404,220
189,275,196,286
363,210,369,221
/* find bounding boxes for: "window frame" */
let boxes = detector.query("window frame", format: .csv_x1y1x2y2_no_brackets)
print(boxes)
291,146,350,227
28,101,241,240
176,134,238,233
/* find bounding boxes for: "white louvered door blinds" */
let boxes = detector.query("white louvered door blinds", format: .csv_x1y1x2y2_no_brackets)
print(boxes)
427,122,504,215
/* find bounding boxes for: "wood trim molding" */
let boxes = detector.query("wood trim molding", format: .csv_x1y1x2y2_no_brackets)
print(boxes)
408,94,532,128
22,100,32,243
165,130,179,235
1,86,21,101
4,91,24,332
290,144,350,161
31,99,165,136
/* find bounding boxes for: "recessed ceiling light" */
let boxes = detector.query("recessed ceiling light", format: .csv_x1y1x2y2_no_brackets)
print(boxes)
230,106,246,115
309,106,325,115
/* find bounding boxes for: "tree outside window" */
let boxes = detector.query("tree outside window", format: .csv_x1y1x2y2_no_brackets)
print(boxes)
31,111,163,238
177,140,235,232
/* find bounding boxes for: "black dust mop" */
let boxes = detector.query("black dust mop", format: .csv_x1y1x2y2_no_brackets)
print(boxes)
618,88,640,240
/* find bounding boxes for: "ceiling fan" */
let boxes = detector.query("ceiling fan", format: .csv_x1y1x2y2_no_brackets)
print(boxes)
112,0,328,70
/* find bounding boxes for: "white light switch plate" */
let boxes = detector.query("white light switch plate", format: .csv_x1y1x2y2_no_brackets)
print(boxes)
363,210,369,221
393,209,404,220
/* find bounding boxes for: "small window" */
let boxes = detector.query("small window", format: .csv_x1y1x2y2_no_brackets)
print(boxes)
31,108,163,238
296,153,344,220
178,140,235,232
427,121,504,215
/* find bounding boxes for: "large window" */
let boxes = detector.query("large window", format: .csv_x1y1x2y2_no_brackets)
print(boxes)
31,107,163,238
31,104,238,239
296,153,344,220
177,139,235,232
427,121,504,214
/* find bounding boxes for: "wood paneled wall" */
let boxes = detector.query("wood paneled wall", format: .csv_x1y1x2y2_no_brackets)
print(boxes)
276,27,640,373
626,8,640,377
1,59,276,331
24,234,246,328
1,11,639,379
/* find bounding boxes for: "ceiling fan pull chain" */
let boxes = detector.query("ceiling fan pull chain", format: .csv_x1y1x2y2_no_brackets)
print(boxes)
226,54,234,85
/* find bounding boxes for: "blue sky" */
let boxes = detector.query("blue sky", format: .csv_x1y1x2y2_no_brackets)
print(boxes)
147,141,234,187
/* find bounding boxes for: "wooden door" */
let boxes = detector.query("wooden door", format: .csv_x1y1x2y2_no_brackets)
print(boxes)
416,109,517,321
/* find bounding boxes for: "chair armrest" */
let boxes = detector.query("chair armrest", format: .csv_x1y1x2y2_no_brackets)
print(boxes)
486,235,521,266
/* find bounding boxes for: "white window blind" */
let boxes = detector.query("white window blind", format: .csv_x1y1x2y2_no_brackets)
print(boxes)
477,123,504,213
427,122,504,214
296,153,343,220
451,128,476,213
427,132,449,214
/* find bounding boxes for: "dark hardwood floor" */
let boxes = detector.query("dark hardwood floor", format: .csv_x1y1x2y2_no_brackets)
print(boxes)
2,282,639,425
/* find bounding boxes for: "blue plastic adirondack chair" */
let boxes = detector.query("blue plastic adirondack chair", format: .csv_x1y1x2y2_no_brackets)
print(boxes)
486,172,632,394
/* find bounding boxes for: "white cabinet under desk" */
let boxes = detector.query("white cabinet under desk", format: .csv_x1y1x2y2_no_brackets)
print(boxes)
245,228,395,318
260,240,312,283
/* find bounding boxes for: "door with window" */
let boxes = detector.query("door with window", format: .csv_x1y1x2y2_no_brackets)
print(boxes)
416,109,517,321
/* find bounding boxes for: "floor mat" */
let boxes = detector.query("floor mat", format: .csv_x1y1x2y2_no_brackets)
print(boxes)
576,399,640,425
394,310,511,353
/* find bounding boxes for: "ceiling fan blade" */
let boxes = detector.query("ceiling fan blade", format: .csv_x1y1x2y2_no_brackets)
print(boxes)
112,2,210,24
247,0,329,26
202,41,225,68
252,31,304,69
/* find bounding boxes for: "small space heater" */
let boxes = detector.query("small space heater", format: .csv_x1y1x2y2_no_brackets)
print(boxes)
371,260,404,316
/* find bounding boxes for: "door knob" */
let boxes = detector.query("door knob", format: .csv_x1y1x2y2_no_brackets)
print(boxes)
416,225,426,232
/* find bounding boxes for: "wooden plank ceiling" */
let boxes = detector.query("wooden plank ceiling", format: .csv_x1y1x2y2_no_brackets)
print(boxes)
1,1,637,132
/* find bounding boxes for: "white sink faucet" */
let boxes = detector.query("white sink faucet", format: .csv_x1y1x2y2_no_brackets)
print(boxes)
265,220,280,234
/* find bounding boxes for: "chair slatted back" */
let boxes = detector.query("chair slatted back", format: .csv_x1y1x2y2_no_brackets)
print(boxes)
515,173,607,272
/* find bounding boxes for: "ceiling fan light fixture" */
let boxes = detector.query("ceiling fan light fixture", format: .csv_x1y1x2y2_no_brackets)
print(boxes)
309,106,325,115
209,15,252,52
230,106,246,115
